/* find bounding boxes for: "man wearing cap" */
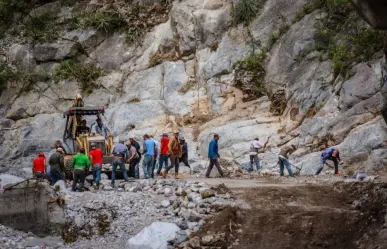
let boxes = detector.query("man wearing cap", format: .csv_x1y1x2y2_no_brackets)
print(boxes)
32,152,46,179
143,134,156,179
248,137,269,172
205,134,224,178
49,147,65,184
157,133,170,176
168,130,182,178
72,147,90,192
89,143,103,188
179,136,191,173
111,137,130,186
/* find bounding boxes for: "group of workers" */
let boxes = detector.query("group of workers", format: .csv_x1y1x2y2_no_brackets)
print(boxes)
32,121,342,191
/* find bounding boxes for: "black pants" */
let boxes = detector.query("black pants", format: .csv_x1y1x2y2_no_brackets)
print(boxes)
168,155,179,173
129,158,139,178
72,169,86,191
179,156,191,169
205,158,224,177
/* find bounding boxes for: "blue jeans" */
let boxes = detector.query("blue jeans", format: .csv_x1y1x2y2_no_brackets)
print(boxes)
158,154,169,173
248,154,261,171
135,162,140,179
92,164,102,185
279,157,293,177
142,155,154,179
112,159,128,184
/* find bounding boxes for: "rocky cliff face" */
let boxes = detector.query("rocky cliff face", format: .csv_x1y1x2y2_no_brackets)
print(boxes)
1,0,386,176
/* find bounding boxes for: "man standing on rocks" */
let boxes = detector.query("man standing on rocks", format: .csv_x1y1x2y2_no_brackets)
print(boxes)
157,133,170,176
248,137,269,172
129,135,142,179
143,134,156,179
32,152,46,179
127,143,139,179
72,147,90,192
89,143,103,189
278,144,296,177
316,148,341,175
168,130,182,178
205,134,224,178
112,137,130,186
179,136,191,174
49,147,65,184
150,134,160,178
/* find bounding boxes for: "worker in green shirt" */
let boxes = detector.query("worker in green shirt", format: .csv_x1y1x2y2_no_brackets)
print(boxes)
72,147,90,192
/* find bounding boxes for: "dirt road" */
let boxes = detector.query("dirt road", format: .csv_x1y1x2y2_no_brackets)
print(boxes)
185,178,387,249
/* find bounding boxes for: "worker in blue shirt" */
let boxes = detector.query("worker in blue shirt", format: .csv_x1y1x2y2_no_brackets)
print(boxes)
205,134,224,178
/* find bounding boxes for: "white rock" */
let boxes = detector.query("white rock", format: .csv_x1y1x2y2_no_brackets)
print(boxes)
161,200,170,208
126,222,181,249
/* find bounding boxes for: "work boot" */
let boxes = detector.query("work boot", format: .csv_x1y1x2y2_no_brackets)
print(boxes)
174,173,179,179
335,171,340,175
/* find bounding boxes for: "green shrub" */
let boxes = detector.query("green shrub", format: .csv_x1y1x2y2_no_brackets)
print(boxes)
234,50,267,97
232,0,265,25
53,60,105,92
23,9,59,42
294,0,325,23
0,63,15,93
125,27,142,46
350,29,384,61
75,10,126,32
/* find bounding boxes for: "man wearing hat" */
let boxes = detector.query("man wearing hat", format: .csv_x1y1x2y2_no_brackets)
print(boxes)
32,152,46,179
179,136,191,173
168,130,182,178
248,137,269,172
89,142,103,188
205,134,224,178
157,132,170,176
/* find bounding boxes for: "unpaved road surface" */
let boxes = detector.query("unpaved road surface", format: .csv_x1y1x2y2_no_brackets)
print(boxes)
184,178,387,249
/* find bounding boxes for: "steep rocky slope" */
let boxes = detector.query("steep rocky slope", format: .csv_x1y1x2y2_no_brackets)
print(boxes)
0,0,386,175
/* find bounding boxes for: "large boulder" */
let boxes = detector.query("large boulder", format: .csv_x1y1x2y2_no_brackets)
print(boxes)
126,222,181,249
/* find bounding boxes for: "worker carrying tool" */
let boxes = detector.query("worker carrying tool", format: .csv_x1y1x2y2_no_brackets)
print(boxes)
278,144,297,177
316,148,341,175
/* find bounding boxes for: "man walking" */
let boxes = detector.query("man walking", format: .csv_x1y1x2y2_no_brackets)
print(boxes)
49,147,65,184
179,137,191,174
316,148,341,175
143,134,156,179
248,137,269,172
150,135,160,178
157,133,170,176
129,135,142,179
112,137,130,186
168,130,181,178
32,152,46,179
205,134,224,178
72,147,90,192
127,143,139,178
278,144,297,177
89,143,103,189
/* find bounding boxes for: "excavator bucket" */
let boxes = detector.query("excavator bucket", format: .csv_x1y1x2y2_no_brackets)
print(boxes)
349,0,387,29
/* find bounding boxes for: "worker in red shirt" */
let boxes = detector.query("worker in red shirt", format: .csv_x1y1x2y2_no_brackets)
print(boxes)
157,133,170,177
33,152,46,179
89,143,103,189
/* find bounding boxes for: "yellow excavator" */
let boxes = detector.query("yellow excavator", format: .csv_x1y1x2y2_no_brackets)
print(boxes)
61,93,114,177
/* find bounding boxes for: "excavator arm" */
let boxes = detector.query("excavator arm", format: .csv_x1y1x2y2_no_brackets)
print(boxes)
349,0,387,29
